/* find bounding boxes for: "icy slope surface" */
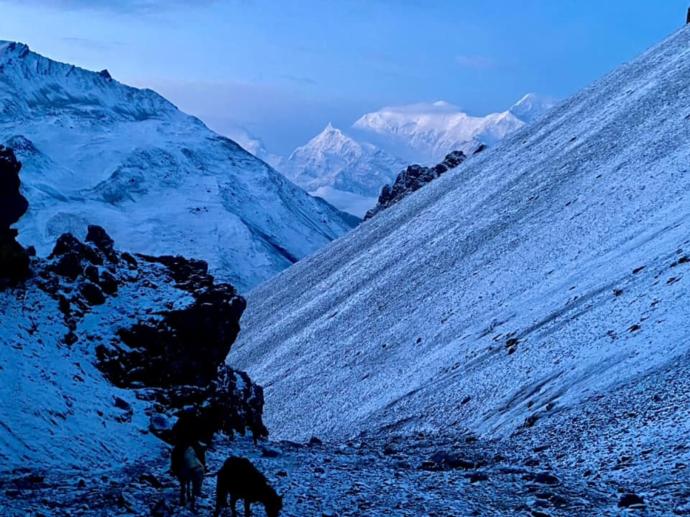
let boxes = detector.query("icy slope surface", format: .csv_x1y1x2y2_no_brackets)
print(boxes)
231,25,690,451
0,42,355,291
282,124,405,217
353,95,554,164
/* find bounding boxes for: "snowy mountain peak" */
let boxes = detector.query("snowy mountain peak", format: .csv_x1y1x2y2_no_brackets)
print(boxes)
281,124,405,217
312,122,354,148
0,41,30,61
509,92,557,123
0,44,356,291
351,95,545,164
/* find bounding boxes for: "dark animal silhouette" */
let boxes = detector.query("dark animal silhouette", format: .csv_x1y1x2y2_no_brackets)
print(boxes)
687,7,690,24
214,456,282,517
0,146,30,285
171,441,206,511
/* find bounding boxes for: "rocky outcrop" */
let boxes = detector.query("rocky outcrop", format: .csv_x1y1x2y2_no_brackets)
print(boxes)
0,146,30,286
365,148,485,220
34,225,263,443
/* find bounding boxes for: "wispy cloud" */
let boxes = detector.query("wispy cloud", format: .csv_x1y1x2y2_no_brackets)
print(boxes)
455,54,496,70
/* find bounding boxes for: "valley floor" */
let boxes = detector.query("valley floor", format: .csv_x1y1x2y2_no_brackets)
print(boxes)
2,429,684,516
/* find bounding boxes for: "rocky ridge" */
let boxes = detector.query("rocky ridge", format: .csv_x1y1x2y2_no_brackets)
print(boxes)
364,147,483,219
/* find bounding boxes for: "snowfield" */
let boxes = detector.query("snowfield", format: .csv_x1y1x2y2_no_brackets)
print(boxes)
231,24,690,503
0,42,356,292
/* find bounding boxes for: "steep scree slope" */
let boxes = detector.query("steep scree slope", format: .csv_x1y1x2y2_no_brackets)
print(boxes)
231,24,690,481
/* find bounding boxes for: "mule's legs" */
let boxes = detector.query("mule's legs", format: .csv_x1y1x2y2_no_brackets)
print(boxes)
180,480,186,505
244,499,251,517
230,496,237,517
214,480,226,517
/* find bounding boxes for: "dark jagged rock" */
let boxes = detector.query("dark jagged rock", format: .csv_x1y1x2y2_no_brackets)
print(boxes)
80,282,106,306
99,270,118,295
50,232,103,265
149,366,267,445
365,150,468,219
52,252,84,280
618,493,645,509
86,225,117,262
31,227,263,445
103,281,245,387
0,146,30,286
136,254,213,292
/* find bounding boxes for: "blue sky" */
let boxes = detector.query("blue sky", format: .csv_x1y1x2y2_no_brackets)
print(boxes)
0,0,687,154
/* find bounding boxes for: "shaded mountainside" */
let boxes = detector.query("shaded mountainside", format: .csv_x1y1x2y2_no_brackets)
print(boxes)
0,150,265,471
0,41,355,292
230,24,690,509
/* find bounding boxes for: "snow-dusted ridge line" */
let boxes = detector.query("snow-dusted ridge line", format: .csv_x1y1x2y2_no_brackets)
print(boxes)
0,41,356,291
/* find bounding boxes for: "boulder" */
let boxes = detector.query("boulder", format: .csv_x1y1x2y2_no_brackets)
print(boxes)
105,280,245,387
618,493,645,509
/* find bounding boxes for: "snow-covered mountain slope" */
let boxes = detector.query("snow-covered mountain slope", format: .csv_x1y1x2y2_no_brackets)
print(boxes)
281,124,405,217
0,42,356,291
353,94,555,164
230,23,690,484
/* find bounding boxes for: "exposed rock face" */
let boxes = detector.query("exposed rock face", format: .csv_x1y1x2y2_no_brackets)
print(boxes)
365,150,473,220
0,146,29,286
101,259,245,388
35,225,263,444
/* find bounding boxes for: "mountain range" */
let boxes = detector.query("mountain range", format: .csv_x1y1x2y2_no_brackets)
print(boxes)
278,94,555,216
0,41,356,292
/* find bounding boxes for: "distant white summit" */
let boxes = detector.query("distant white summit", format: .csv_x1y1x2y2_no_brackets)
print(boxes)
509,93,559,123
281,123,406,217
352,93,556,164
278,94,555,217
0,41,356,291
